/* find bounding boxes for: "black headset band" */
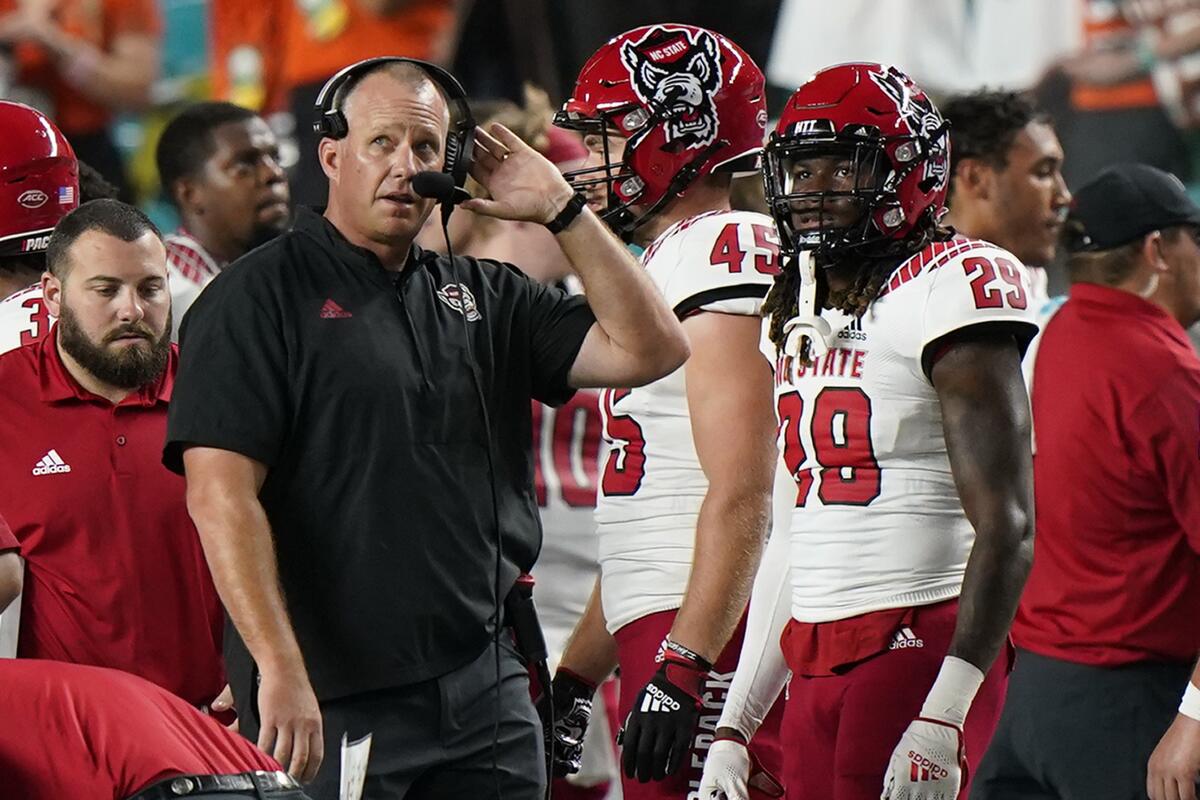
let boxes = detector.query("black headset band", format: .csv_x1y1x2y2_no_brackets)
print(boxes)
314,56,471,127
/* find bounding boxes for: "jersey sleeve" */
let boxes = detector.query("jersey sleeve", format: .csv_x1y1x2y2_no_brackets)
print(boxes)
0,288,51,356
920,244,1039,367
656,212,781,320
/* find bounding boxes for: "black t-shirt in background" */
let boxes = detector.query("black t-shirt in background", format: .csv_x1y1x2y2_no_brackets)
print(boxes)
164,207,595,701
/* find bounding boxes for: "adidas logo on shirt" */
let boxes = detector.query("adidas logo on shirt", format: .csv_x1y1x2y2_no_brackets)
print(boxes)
639,683,681,714
889,626,924,650
32,449,72,476
319,299,352,319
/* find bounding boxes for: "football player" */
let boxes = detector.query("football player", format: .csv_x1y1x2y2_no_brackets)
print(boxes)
941,90,1070,313
0,100,79,354
699,63,1037,800
547,24,784,800
156,101,291,341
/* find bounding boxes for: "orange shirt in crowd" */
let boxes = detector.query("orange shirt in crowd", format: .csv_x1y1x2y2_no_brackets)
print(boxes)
1072,0,1200,119
3,0,161,135
279,0,453,89
209,0,453,109
207,0,288,111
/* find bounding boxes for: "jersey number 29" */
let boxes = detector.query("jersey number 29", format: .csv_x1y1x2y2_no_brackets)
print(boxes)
777,387,881,506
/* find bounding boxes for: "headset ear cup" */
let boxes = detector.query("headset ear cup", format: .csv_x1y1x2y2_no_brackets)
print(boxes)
316,110,345,139
451,126,475,189
329,110,347,139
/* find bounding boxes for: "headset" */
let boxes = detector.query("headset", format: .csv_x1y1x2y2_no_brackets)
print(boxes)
312,56,476,194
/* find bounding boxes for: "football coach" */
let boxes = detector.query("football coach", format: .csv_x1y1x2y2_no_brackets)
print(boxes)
162,57,688,800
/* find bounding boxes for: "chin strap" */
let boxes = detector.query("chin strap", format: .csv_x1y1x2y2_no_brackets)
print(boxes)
781,251,833,363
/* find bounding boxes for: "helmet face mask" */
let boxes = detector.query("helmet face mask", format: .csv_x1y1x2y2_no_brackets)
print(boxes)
557,24,767,238
553,112,644,234
766,64,950,263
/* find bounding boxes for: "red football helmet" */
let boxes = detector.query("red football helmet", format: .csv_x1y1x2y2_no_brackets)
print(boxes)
555,24,767,236
0,101,79,259
764,63,950,261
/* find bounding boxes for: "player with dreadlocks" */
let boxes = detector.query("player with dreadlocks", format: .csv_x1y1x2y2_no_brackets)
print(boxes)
699,63,1039,800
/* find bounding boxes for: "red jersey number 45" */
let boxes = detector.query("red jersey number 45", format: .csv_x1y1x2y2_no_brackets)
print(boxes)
709,222,781,275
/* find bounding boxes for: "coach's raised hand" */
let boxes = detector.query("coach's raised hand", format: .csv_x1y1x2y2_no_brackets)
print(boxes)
461,123,576,225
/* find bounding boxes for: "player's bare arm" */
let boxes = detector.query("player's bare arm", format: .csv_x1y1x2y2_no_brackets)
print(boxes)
462,123,689,389
933,331,1035,672
0,553,20,613
669,312,776,662
182,446,324,783
558,578,620,684
547,579,618,778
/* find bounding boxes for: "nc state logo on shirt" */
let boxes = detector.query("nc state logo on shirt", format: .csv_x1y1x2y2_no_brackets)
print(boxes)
436,283,482,322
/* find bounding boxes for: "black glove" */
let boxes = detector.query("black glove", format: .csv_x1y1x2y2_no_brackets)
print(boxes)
542,669,596,778
619,639,711,783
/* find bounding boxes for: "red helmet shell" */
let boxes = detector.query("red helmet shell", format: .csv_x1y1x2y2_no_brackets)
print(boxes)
0,101,79,258
767,63,949,257
561,24,767,227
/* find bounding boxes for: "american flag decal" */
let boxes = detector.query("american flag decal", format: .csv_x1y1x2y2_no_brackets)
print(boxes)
58,186,75,205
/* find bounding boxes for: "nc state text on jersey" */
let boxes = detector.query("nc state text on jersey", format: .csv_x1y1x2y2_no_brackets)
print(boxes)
775,347,867,387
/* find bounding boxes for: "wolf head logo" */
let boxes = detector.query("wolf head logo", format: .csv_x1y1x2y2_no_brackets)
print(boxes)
619,27,724,150
867,66,949,188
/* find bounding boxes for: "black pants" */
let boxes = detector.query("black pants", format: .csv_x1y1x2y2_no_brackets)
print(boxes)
973,648,1191,800
300,638,544,800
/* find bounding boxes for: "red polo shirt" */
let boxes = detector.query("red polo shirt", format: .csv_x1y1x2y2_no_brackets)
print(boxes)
0,331,224,705
0,660,278,800
1014,283,1200,666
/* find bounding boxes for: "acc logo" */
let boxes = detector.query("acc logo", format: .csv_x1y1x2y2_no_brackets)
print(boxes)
17,190,49,209
22,235,51,252
436,283,482,322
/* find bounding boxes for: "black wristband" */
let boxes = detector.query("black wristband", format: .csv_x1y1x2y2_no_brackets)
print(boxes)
546,192,587,234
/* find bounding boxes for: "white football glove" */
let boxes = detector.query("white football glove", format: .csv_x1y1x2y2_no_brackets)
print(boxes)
880,718,966,800
700,738,751,800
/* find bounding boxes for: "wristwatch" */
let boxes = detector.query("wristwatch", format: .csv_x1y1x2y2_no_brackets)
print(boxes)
545,192,587,234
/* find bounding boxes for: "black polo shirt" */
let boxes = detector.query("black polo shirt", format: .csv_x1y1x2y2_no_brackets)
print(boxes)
164,207,595,701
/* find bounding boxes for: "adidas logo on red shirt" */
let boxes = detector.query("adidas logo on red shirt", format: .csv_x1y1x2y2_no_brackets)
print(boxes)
320,299,352,319
32,449,71,476
889,626,924,650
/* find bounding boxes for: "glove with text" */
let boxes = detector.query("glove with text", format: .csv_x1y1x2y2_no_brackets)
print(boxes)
880,717,967,800
543,669,596,778
620,639,710,783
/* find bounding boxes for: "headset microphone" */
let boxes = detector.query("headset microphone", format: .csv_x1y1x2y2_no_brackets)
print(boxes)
412,171,472,206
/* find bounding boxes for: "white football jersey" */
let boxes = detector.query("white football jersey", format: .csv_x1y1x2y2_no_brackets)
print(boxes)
0,284,51,355
165,231,222,342
529,389,603,664
765,238,1038,623
597,210,781,633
